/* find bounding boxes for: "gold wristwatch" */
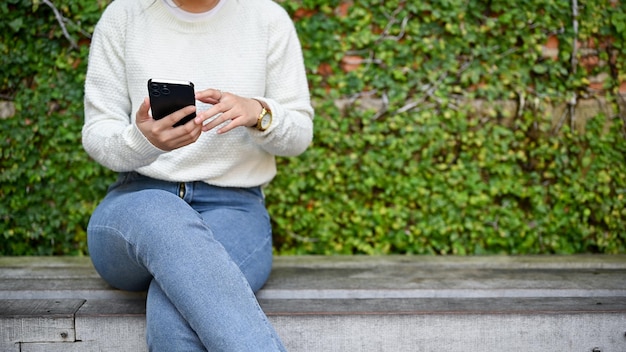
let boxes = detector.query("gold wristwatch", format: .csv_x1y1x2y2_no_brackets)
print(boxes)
254,103,272,131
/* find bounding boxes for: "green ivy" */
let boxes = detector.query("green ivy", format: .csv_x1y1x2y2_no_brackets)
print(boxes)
269,0,626,255
1,0,625,255
1,0,113,255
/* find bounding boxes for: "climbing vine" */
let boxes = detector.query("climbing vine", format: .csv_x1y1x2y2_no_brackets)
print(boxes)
1,0,625,255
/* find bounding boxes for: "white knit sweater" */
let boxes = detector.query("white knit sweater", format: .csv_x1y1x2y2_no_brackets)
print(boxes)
82,0,313,187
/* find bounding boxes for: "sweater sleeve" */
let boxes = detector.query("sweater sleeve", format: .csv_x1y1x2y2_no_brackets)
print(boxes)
82,4,165,172
247,7,314,157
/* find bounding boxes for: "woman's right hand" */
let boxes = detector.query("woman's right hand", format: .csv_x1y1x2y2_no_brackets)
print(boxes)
135,97,202,151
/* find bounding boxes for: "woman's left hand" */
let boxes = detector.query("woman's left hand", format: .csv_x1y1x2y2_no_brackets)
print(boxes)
194,89,263,134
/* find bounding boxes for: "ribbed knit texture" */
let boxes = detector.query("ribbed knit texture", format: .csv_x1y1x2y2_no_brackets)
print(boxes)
82,0,313,187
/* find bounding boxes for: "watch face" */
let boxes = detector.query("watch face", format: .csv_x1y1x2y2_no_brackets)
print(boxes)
261,113,271,127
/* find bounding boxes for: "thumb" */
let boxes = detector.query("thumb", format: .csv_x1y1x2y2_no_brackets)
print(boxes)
136,97,152,123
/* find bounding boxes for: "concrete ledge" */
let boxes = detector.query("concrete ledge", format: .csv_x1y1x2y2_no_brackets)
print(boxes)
1,255,626,351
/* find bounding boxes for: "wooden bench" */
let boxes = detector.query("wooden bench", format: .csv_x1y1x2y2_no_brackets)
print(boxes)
2,255,626,351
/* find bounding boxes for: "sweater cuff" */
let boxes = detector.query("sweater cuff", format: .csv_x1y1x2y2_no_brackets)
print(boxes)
249,97,277,134
126,122,167,158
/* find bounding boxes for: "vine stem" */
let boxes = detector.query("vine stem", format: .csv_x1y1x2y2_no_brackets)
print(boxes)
556,0,579,134
571,0,578,76
42,0,77,49
569,0,579,130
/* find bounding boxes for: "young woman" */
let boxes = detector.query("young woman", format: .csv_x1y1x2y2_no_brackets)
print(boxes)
82,0,313,350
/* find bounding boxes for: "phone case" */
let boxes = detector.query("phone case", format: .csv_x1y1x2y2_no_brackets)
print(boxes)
148,78,196,127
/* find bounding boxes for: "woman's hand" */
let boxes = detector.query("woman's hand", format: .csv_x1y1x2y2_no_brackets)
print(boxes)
135,97,202,151
194,88,263,134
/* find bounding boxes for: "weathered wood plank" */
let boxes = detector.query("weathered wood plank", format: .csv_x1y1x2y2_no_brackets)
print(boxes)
75,299,147,352
271,312,626,352
0,299,83,345
21,341,98,352
76,299,146,316
260,296,626,316
0,257,92,268
0,257,145,300
0,342,18,352
0,299,83,317
0,278,145,300
1,278,112,292
1,256,626,351
259,255,626,299
76,315,147,352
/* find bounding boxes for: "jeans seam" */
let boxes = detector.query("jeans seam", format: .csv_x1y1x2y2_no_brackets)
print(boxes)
237,231,272,272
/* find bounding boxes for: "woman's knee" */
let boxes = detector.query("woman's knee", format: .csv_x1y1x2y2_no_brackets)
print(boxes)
87,224,152,291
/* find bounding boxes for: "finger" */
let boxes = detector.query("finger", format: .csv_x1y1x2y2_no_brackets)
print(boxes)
194,103,223,126
160,105,196,128
213,112,249,134
136,97,152,122
153,118,203,150
170,122,203,145
216,120,239,134
201,111,230,132
195,88,223,104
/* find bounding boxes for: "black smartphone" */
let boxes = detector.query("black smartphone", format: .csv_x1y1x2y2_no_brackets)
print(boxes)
148,78,196,127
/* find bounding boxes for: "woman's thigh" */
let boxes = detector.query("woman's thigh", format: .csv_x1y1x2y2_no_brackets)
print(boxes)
192,183,274,292
87,174,207,291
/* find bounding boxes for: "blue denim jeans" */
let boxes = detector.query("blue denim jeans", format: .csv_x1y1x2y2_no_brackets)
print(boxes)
87,172,286,352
